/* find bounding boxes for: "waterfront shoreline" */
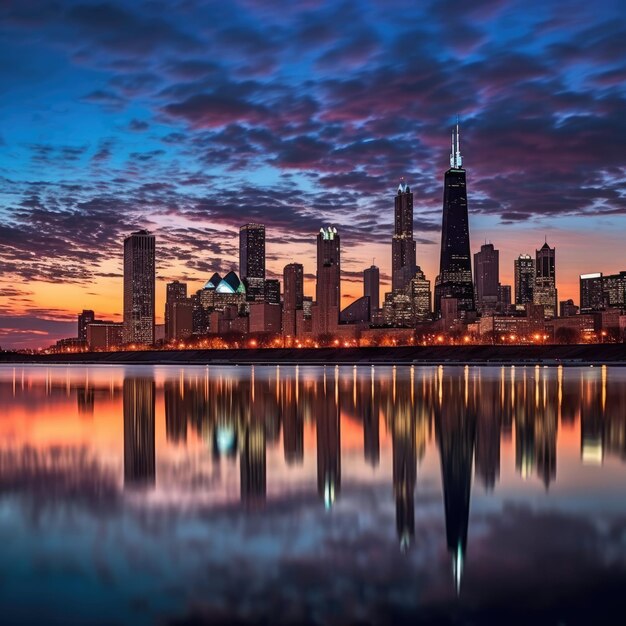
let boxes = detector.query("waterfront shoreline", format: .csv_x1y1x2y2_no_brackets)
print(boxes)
1,344,625,366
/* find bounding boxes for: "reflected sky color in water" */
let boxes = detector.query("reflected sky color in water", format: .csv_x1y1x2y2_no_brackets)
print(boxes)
1,365,626,625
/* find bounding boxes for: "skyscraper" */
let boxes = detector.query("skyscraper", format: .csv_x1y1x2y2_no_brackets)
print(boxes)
514,254,535,305
408,267,432,323
313,226,340,336
165,280,187,341
264,278,280,305
534,241,557,318
498,284,512,313
123,230,155,345
602,271,626,308
580,273,604,312
434,124,474,317
364,265,380,315
392,183,416,291
283,262,304,338
474,243,499,314
239,223,265,301
78,309,95,342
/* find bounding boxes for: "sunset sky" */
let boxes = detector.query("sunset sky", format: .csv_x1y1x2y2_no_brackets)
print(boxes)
0,0,625,349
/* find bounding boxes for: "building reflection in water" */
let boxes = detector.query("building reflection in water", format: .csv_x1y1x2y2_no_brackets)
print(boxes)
514,366,558,488
317,367,341,509
240,420,266,504
282,367,304,465
123,377,155,488
10,364,626,595
475,370,501,490
389,367,417,551
363,367,380,468
435,366,476,593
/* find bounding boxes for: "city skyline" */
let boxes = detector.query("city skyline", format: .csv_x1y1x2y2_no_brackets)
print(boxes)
1,0,625,349
4,156,626,349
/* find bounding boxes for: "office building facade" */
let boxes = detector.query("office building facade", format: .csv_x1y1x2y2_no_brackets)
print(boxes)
392,183,416,292
123,230,156,345
239,224,266,301
434,124,475,316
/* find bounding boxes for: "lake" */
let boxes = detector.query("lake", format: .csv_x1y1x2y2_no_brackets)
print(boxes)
0,364,625,625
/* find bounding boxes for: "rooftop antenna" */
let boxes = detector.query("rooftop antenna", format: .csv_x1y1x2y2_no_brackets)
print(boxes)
450,115,463,168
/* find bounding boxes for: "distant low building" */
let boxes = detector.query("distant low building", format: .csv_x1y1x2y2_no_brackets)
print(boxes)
559,299,579,317
87,322,124,350
340,296,371,324
249,302,282,334
55,337,86,351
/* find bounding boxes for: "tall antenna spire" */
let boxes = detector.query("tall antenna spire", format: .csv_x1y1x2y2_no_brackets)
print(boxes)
450,129,455,168
449,117,463,168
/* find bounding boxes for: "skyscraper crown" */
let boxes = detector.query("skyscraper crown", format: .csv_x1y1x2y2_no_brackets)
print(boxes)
397,181,410,194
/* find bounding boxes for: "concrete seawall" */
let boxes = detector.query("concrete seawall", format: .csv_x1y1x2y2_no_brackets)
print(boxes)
2,344,626,366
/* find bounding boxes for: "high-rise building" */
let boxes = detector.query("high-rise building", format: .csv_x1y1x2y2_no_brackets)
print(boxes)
313,226,340,336
123,230,156,345
434,124,474,317
474,243,499,315
364,265,380,315
408,267,432,323
392,183,416,292
497,284,512,313
264,278,280,305
283,263,304,338
239,223,265,301
514,254,535,306
283,263,304,311
602,271,626,309
78,309,95,342
165,280,187,341
580,273,604,313
166,280,186,301
534,241,557,318
382,266,431,327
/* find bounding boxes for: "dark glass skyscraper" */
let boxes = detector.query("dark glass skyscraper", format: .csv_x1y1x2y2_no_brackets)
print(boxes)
474,243,499,314
580,273,604,312
392,183,417,292
123,230,155,345
434,124,474,316
364,265,380,315
239,223,265,301
165,280,187,341
514,254,535,305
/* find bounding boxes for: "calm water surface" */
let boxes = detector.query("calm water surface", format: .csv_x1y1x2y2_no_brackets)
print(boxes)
1,364,625,625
